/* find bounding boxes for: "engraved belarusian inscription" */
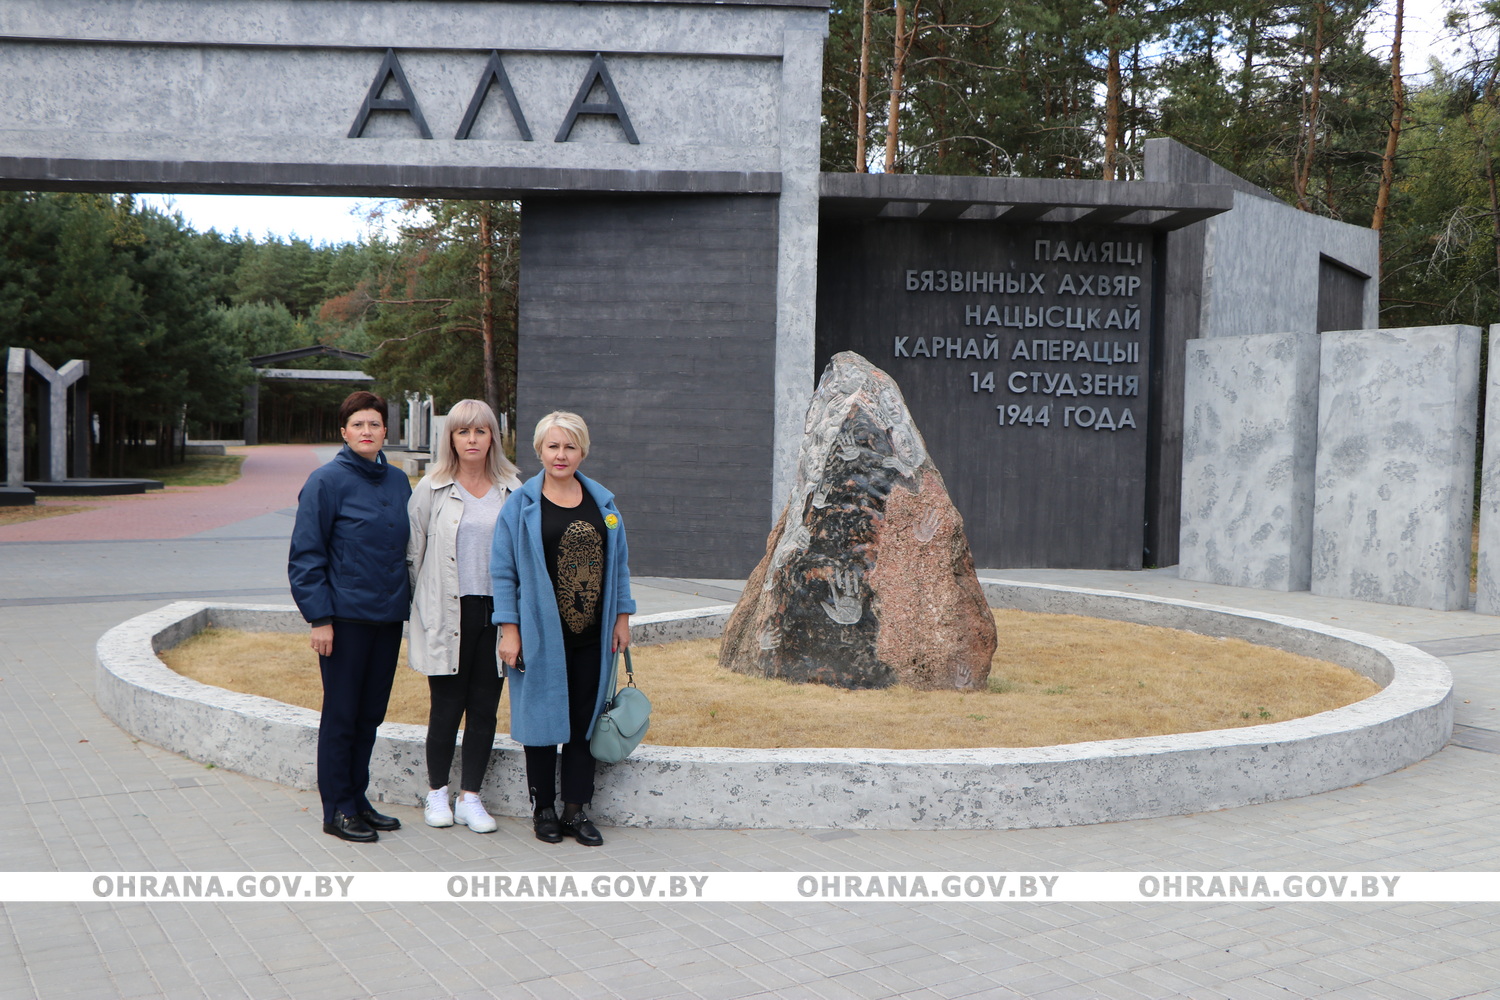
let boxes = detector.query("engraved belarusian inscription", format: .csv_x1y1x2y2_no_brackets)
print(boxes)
893,234,1150,434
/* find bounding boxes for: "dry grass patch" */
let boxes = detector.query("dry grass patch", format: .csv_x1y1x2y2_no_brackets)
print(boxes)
161,609,1379,749
161,629,431,722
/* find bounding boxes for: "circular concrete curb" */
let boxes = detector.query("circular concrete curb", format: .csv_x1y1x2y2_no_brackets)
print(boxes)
95,580,1452,830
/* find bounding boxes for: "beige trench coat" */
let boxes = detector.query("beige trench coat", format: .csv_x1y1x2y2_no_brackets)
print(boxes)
405,471,518,675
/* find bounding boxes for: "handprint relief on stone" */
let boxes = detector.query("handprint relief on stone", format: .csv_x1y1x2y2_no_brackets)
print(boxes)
914,507,942,543
820,567,865,625
954,661,973,689
833,427,865,463
764,521,811,590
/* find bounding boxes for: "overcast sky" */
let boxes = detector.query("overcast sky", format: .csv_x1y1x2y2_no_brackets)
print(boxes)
136,193,395,246
137,0,1464,247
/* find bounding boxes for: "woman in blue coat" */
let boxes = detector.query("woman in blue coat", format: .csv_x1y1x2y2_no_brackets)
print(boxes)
491,411,635,846
288,390,411,844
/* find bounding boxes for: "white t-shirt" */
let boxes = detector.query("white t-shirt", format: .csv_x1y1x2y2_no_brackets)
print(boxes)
453,481,504,597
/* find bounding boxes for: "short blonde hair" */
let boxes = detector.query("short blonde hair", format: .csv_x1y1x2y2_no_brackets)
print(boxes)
432,399,519,485
533,410,590,459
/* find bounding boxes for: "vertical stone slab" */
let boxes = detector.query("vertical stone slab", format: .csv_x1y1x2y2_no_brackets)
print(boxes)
6,349,25,488
1179,331,1319,591
1474,324,1500,614
1311,326,1480,611
771,27,827,519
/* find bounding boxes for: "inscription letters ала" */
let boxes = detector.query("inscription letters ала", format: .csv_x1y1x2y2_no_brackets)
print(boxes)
897,239,1147,433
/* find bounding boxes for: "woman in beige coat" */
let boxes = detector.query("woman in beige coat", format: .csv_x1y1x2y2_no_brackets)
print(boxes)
407,399,520,833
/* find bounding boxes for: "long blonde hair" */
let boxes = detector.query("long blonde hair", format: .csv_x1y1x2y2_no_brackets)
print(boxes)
431,399,519,485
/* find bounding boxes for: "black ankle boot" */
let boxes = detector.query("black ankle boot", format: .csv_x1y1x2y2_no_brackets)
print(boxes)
530,789,562,843
561,803,603,847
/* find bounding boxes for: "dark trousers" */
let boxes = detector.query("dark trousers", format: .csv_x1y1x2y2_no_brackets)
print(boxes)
524,641,601,809
426,595,503,791
317,620,403,824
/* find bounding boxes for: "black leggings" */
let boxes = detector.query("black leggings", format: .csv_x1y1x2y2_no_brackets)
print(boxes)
426,596,503,791
524,641,601,809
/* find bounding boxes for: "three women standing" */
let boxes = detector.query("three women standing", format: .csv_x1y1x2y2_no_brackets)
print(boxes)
289,391,411,844
407,400,521,834
491,412,635,847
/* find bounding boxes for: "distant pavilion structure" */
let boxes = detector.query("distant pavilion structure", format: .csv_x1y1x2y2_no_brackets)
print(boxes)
243,346,375,446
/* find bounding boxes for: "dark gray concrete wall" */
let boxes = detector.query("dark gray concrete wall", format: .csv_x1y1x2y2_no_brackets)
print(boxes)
517,195,779,577
817,220,1155,570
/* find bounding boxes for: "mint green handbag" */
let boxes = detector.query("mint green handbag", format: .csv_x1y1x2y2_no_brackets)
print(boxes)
590,648,651,763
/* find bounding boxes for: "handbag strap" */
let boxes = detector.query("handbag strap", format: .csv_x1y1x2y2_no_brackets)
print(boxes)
611,647,637,690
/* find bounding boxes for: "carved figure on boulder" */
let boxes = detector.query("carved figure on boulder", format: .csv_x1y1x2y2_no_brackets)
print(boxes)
721,352,996,689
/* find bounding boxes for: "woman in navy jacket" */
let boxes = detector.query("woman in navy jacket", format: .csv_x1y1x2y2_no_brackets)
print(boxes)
288,390,412,844
491,411,634,846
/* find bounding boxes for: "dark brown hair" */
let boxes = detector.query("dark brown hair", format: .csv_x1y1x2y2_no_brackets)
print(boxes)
338,390,388,428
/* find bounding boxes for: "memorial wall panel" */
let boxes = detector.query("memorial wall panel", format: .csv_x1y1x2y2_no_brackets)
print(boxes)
1478,323,1500,615
1311,325,1480,611
1179,332,1320,591
817,220,1155,569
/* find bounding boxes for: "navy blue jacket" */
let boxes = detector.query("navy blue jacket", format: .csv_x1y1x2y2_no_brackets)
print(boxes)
288,445,412,625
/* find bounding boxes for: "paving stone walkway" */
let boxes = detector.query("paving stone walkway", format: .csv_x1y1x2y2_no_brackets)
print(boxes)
2,447,1499,999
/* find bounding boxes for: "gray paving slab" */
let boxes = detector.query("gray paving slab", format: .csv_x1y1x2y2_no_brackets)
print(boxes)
9,501,1500,998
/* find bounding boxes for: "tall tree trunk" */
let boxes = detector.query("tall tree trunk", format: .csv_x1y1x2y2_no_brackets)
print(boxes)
1294,1,1327,211
1232,12,1260,171
1372,0,1405,271
1102,0,1122,180
1128,40,1143,161
856,0,873,171
1488,155,1500,299
1239,13,1258,114
884,0,913,173
477,205,499,417
936,23,949,167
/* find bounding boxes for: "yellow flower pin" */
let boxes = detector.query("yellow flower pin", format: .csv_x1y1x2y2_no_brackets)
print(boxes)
604,514,619,529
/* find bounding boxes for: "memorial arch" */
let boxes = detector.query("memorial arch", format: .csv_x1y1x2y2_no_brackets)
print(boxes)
1,1,1381,575
1,0,825,575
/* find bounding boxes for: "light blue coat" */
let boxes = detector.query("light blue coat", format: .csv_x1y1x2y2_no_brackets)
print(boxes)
490,472,636,746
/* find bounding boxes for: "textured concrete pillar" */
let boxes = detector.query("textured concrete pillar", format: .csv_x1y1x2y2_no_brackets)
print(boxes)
1311,326,1480,611
6,349,26,488
44,360,86,481
1179,331,1320,590
34,361,57,482
1474,323,1500,614
71,376,90,478
770,27,826,517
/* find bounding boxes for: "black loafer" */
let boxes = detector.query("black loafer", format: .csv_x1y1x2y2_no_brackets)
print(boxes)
324,811,378,843
358,808,401,832
561,810,603,847
533,807,563,844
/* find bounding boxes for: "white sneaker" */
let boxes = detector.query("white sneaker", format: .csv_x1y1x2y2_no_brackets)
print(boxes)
424,787,454,828
454,794,497,834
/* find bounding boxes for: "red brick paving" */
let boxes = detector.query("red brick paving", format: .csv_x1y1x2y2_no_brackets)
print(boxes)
0,445,324,542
